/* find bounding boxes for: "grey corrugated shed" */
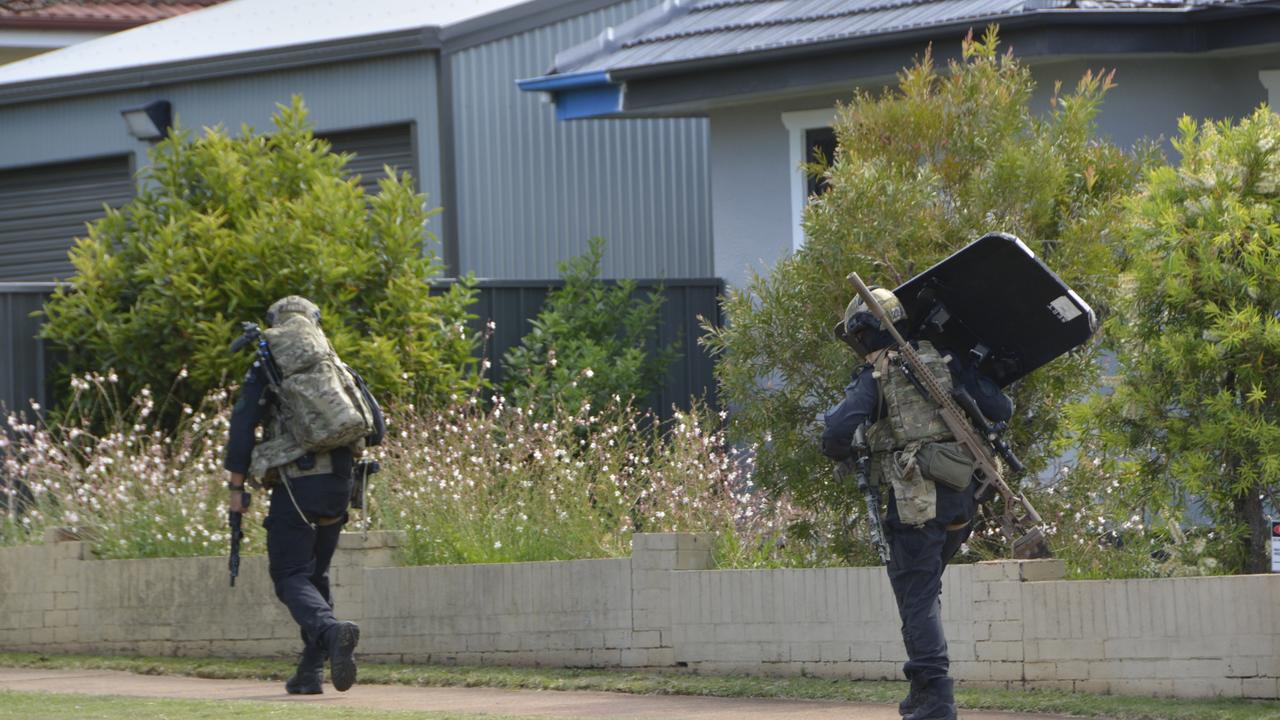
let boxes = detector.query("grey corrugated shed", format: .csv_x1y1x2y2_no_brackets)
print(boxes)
0,0,712,282
453,0,711,279
551,0,1239,75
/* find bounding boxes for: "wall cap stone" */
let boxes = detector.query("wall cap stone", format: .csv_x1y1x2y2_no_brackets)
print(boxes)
337,531,403,550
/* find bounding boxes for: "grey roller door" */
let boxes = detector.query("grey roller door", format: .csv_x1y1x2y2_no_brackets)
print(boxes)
321,123,416,195
0,155,135,282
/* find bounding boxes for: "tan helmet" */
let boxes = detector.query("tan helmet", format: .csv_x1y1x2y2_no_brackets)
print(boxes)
834,286,905,358
266,295,321,327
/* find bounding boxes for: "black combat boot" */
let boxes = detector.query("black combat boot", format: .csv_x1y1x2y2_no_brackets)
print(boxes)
325,621,360,692
284,644,325,695
898,676,927,717
905,677,956,720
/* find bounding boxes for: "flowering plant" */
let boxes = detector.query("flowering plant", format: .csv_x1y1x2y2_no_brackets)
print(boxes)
2,371,257,558
3,372,825,567
365,388,819,567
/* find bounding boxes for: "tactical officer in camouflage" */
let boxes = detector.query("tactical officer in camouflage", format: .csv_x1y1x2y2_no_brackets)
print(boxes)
225,296,360,695
822,287,1012,720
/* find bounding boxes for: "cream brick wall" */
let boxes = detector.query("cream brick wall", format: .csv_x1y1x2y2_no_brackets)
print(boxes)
1,532,1277,700
1022,574,1280,698
0,531,399,658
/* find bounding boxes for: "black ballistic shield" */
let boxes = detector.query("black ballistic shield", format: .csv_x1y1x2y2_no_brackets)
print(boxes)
893,233,1097,388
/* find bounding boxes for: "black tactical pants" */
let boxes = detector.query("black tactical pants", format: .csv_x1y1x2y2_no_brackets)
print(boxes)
264,474,352,654
885,480,975,686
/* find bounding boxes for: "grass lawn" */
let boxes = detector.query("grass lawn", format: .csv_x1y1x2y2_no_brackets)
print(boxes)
0,689,525,720
2,652,1279,720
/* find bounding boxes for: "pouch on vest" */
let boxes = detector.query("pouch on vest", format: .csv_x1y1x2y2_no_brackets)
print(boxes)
916,441,977,492
886,444,936,526
280,450,335,480
248,430,306,483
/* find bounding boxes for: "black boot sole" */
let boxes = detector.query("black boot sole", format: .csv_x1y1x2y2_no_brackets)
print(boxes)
329,622,360,692
285,679,323,695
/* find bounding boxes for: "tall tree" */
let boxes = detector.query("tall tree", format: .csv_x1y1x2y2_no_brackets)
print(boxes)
702,30,1143,556
1079,108,1280,573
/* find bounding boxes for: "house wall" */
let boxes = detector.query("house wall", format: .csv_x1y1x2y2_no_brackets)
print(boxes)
707,53,1280,290
450,0,711,280
4,531,1280,699
0,52,445,215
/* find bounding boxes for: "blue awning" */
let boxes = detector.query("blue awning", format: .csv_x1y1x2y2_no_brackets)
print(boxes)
516,71,622,121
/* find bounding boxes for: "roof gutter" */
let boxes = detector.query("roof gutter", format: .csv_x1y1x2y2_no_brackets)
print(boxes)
516,70,622,120
0,25,442,107
0,16,149,32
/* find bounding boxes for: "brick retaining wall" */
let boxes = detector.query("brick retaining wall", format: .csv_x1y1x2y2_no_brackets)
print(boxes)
0,531,1275,699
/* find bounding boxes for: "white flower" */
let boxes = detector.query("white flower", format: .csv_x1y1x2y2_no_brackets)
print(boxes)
493,541,503,549
583,368,594,378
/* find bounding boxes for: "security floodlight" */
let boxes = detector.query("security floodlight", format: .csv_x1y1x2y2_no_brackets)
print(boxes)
121,100,172,140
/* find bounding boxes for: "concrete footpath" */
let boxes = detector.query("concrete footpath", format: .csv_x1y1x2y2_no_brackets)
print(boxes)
0,667,1082,719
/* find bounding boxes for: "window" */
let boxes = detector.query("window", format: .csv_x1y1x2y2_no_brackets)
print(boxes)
804,126,837,198
781,108,837,252
317,123,417,194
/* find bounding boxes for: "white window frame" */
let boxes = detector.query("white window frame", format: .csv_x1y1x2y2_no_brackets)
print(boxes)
781,108,838,252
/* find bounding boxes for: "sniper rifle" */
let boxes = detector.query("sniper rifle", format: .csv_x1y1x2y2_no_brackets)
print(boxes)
847,272,1051,559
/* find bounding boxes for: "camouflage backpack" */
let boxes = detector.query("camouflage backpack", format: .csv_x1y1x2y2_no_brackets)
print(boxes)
245,298,376,481
264,313,375,452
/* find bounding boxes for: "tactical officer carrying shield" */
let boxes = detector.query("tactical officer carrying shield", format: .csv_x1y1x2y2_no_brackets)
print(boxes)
225,296,379,695
822,286,1013,720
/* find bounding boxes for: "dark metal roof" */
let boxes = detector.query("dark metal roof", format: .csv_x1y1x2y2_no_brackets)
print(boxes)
550,0,1242,76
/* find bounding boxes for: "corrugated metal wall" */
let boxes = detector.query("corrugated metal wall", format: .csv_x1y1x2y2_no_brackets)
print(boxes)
3,279,720,418
451,0,712,279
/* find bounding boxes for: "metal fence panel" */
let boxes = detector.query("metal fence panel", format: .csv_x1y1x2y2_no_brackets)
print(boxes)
1,279,721,418
0,282,58,415
459,278,722,415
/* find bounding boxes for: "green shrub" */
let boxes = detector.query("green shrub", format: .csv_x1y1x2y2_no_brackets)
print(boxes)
501,237,677,414
701,29,1144,558
39,96,479,427
1068,107,1280,574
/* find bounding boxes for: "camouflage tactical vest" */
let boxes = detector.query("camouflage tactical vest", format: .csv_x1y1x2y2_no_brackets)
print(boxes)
867,341,956,526
867,340,955,453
